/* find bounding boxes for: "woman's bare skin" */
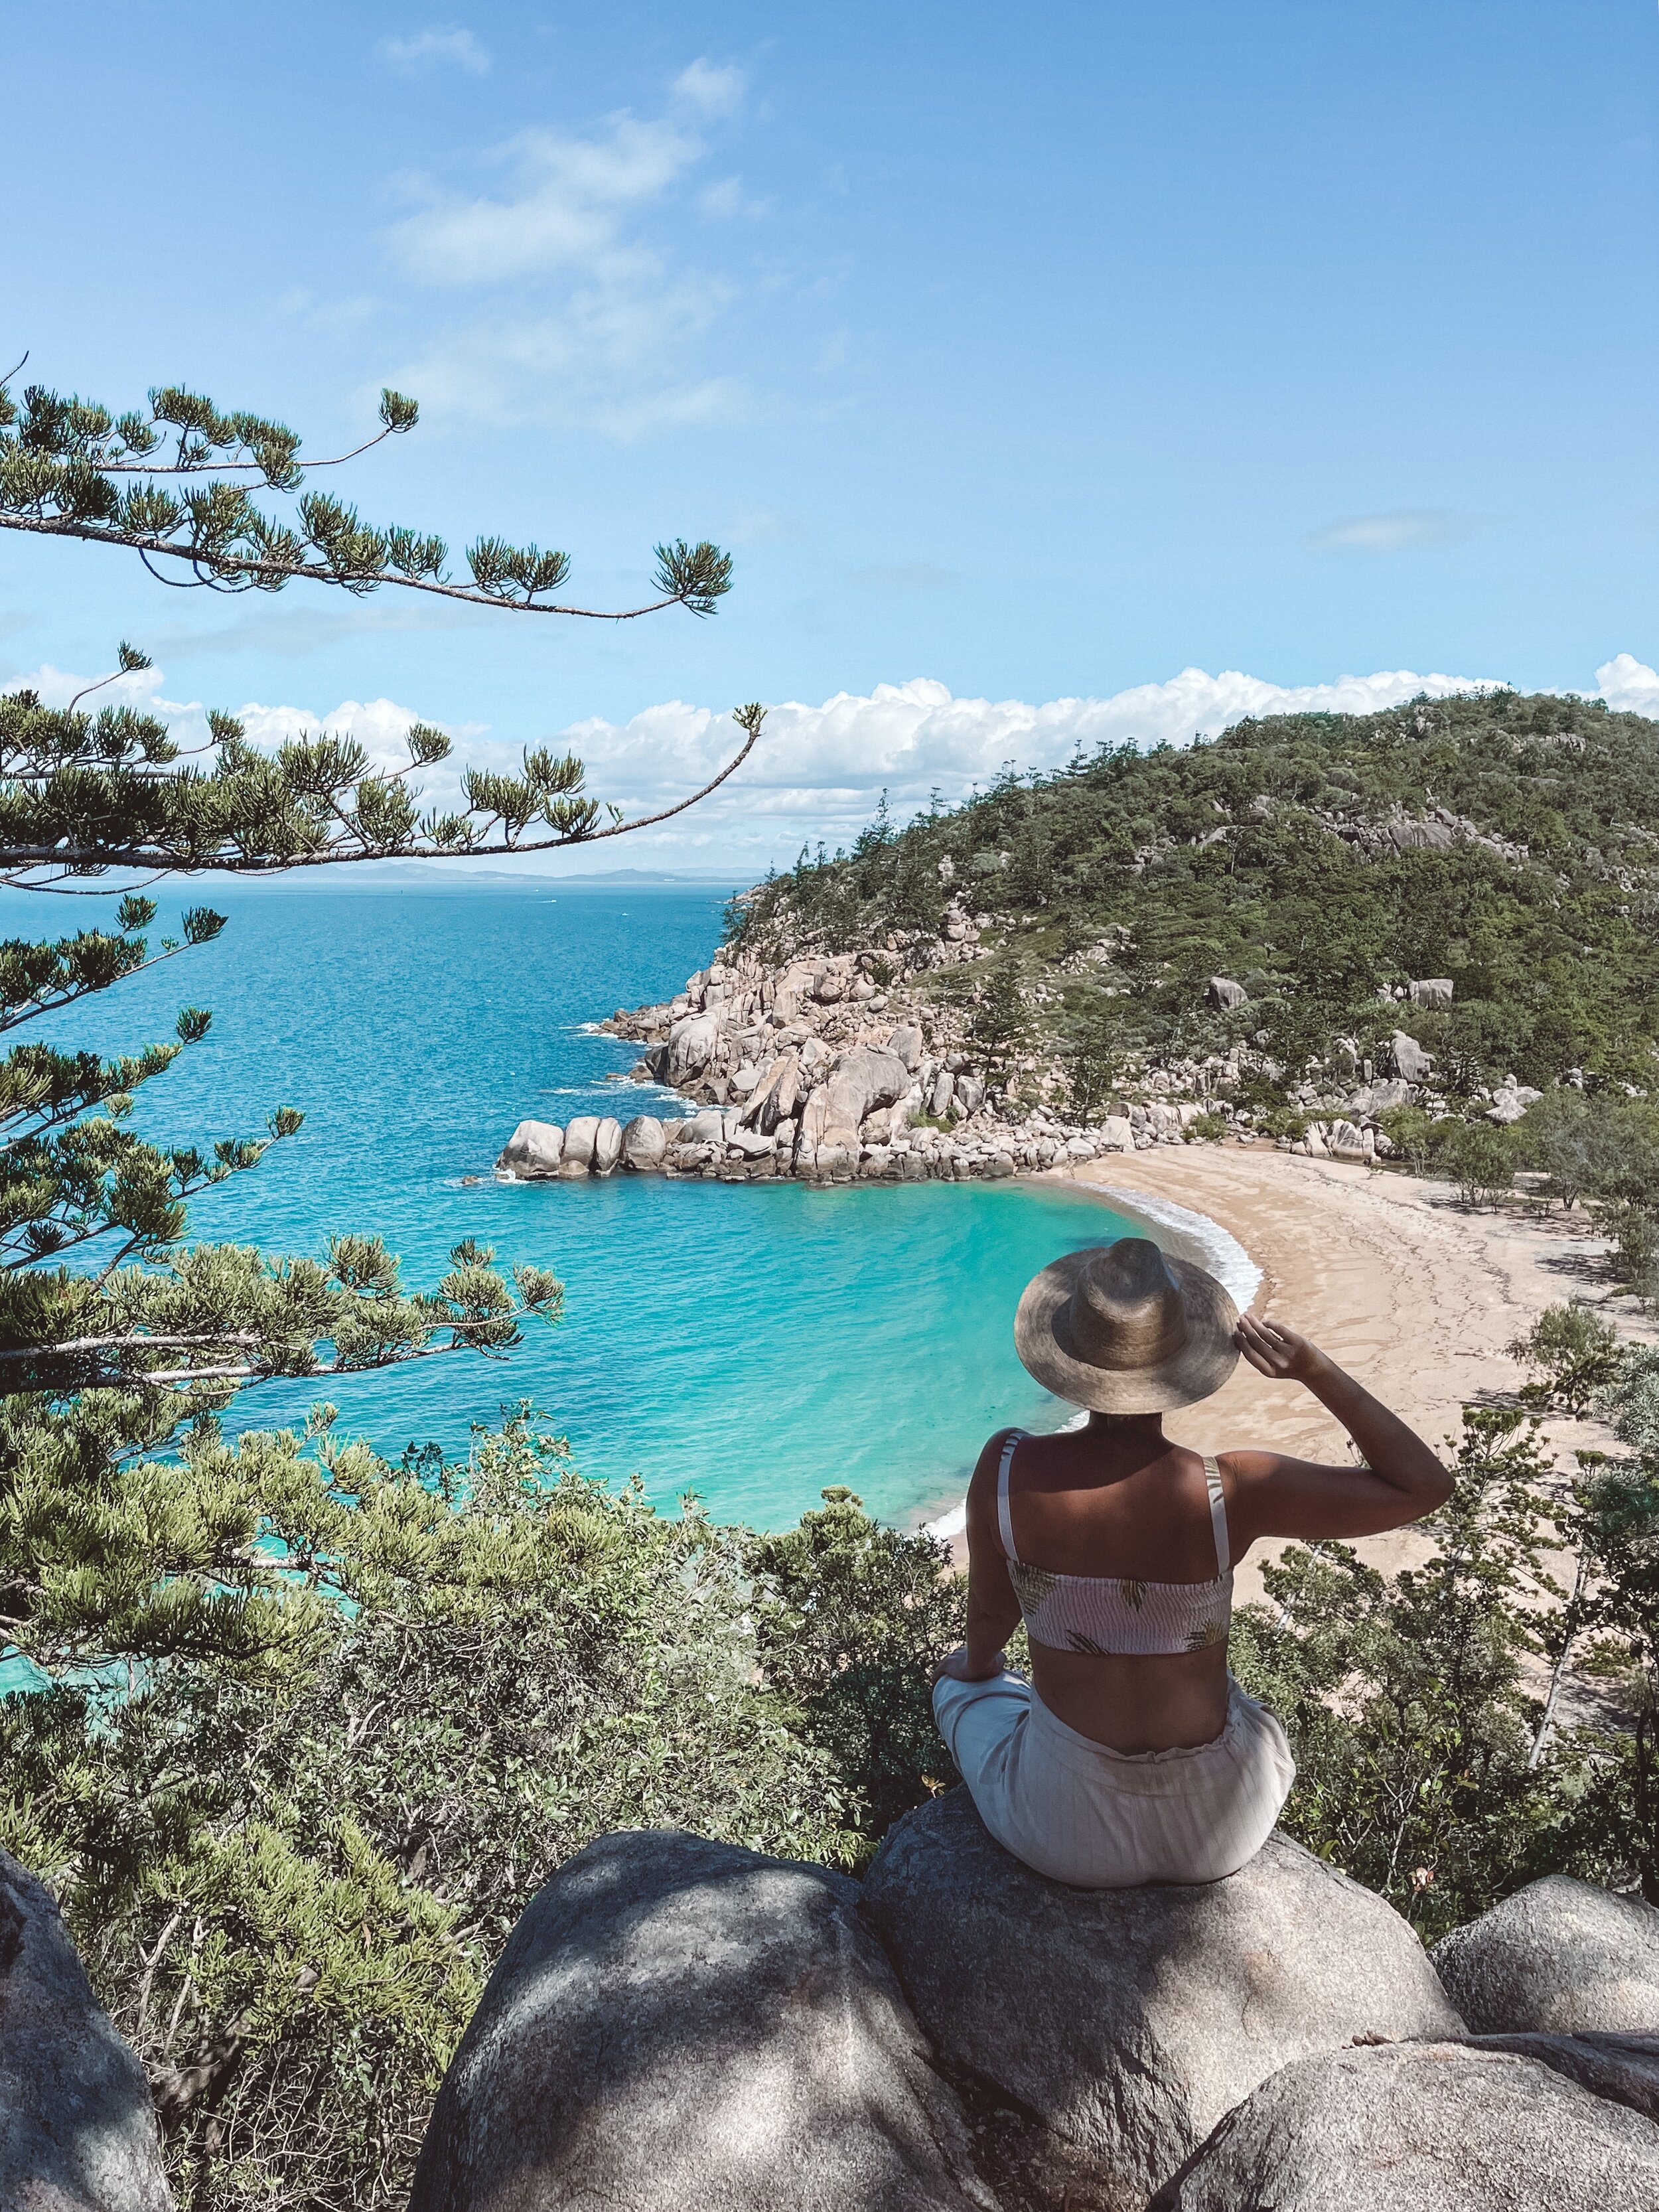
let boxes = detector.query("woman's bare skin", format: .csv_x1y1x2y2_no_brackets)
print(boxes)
930,1315,1454,1754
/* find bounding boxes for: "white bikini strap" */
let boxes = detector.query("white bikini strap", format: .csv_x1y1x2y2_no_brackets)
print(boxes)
1203,1455,1231,1578
996,1430,1027,1564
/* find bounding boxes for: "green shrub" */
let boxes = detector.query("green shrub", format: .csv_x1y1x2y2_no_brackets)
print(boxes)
1185,1112,1227,1143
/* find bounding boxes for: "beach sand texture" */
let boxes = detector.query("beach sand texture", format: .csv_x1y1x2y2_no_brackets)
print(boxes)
1041,1147,1639,1605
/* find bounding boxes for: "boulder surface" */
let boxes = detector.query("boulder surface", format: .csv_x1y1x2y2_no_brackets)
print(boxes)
1150,2041,1659,2211
862,1792,1462,2205
1472,2031,1659,2123
0,1846,173,2212
620,1114,666,1170
591,1116,623,1173
1432,1876,1659,2033
496,1120,563,1177
407,1828,997,2212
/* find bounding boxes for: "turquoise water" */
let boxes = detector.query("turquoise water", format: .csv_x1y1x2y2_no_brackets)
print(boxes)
3,881,1132,1530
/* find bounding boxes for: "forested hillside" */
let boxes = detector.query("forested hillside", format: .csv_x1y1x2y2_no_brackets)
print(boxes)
731,689,1659,1100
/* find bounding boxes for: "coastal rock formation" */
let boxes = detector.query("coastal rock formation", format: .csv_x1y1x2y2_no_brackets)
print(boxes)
0,1846,172,2212
1431,1876,1659,2033
561,1116,599,1173
621,1114,666,1169
861,1791,1461,2205
797,1044,912,1176
1149,2041,1659,2211
591,1116,623,1174
496,1119,563,1177
405,1829,997,2212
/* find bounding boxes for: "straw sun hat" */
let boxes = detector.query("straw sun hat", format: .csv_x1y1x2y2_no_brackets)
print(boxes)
1013,1236,1240,1414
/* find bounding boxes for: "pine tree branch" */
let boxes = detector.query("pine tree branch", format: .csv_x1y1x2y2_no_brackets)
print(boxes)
0,513,722,619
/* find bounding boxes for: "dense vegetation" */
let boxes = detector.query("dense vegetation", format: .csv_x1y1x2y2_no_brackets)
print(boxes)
733,688,1659,1097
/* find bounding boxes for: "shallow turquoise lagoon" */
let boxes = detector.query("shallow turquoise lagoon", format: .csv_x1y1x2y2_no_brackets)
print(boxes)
1,880,1133,1530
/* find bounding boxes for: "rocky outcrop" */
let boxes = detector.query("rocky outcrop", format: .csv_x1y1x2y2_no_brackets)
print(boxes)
406,1829,996,2212
1150,2041,1659,2211
1409,976,1454,1007
1431,1876,1659,2033
1389,1029,1435,1083
1206,976,1247,1010
496,1120,563,1177
0,1847,173,2212
620,1114,666,1170
796,1045,912,1176
861,1791,1461,2206
1487,1076,1544,1126
591,1116,623,1174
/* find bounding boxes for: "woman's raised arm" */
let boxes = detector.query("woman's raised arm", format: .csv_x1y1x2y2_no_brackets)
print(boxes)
1226,1315,1454,1544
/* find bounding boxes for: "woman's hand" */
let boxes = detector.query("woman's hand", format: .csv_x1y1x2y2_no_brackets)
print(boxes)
1235,1313,1331,1386
928,1642,1005,1687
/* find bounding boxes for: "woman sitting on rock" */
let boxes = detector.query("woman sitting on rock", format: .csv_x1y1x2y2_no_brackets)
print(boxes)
930,1236,1451,1887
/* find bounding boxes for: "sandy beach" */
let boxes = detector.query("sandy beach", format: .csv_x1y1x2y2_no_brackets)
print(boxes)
968,1146,1643,1605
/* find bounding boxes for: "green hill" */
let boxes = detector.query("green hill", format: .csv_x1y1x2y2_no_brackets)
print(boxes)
729,688,1659,1104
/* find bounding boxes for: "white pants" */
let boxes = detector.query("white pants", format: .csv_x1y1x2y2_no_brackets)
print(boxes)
932,1669,1295,1888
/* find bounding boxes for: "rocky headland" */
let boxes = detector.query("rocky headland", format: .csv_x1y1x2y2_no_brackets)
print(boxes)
495,910,1532,1187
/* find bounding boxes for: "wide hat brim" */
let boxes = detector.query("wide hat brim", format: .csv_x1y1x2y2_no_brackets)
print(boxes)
1013,1244,1240,1414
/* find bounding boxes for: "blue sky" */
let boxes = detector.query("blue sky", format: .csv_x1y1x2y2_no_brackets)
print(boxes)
5,2,1658,870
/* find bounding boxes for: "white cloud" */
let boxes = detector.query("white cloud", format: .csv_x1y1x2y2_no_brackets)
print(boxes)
386,66,751,433
1589,651,1659,715
19,656,1659,877
392,117,705,287
380,28,490,76
1307,508,1479,554
672,60,745,117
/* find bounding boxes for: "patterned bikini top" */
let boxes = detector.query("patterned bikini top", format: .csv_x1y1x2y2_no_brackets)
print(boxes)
996,1431,1234,1657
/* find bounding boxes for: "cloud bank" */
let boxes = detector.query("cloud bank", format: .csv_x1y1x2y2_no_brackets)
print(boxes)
11,655,1654,874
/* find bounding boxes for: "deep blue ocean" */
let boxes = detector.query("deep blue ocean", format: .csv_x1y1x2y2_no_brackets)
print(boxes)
5,879,1132,1532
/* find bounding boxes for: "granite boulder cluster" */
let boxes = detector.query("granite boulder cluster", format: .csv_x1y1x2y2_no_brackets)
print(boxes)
9,1819,1659,2210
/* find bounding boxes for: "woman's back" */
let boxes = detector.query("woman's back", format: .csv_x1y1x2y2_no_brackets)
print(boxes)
970,1426,1237,1752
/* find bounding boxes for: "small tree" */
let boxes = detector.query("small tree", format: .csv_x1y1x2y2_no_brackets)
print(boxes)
969,960,1033,1080
1441,1122,1514,1209
1506,1301,1627,1420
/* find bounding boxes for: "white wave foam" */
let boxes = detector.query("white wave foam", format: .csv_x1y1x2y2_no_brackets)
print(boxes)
920,1195,1259,1544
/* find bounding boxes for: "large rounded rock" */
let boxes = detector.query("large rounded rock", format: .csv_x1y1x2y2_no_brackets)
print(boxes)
561,1116,599,1171
0,1846,172,2212
797,1047,911,1177
407,1830,995,2212
620,1115,666,1171
496,1120,563,1177
1150,2041,1659,2211
591,1116,623,1174
1473,2030,1659,2122
861,1791,1462,2205
1431,1876,1659,2033
666,1011,723,1082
